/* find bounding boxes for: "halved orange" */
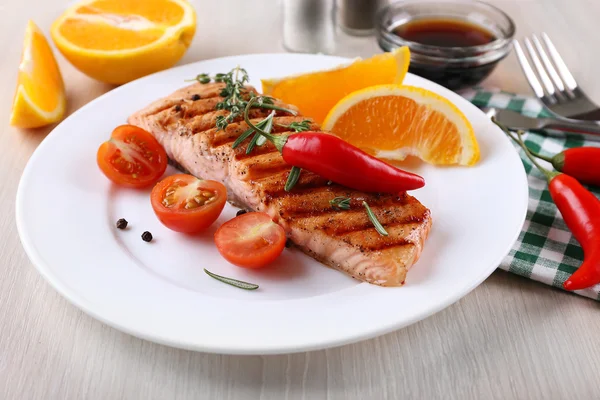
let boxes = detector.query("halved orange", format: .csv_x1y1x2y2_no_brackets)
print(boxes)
322,85,479,166
51,0,196,84
10,21,66,129
261,47,410,123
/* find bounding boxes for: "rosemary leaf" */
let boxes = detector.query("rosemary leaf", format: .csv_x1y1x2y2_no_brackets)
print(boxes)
363,201,388,236
246,130,262,154
256,135,267,146
232,126,257,149
204,269,259,290
246,112,275,154
330,197,351,210
232,117,270,149
284,167,302,192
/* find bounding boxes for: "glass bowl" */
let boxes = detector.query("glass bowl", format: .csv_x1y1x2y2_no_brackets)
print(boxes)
376,0,515,91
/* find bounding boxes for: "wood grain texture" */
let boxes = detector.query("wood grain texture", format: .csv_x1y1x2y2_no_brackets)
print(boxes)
1,1,600,399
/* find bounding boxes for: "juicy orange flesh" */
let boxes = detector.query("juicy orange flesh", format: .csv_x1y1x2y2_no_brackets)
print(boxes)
330,95,463,163
78,0,185,25
268,55,398,123
18,27,62,111
58,17,164,50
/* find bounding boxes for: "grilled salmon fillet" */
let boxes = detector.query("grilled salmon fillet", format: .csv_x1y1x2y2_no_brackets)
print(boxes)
128,82,431,286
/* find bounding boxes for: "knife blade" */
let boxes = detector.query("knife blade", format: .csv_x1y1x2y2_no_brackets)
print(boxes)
485,108,600,142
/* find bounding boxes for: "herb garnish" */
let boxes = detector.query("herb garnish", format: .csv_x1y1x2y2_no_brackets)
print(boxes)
330,197,351,210
187,67,296,130
363,201,388,236
232,117,271,149
214,66,250,129
246,112,275,154
277,120,312,133
204,268,259,290
285,166,301,192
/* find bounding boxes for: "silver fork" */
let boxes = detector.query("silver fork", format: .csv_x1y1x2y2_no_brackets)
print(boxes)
514,33,600,121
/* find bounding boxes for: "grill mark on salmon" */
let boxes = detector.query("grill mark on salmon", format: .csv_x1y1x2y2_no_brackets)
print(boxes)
128,81,431,286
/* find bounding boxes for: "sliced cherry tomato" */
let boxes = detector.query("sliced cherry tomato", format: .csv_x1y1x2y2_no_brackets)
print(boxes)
214,212,286,269
151,174,227,233
97,125,167,188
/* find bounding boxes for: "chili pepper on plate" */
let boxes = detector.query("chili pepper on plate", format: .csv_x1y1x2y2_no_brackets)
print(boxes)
494,118,600,291
243,97,425,194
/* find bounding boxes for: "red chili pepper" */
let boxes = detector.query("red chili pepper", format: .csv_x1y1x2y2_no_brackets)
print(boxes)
493,119,600,291
281,132,425,192
529,147,600,187
244,99,425,193
549,174,600,290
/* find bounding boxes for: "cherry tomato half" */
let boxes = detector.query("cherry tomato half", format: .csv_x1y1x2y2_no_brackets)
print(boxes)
151,174,227,233
214,212,286,269
97,125,167,188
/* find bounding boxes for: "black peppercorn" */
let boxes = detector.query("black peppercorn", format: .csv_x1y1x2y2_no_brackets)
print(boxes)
116,218,128,229
191,94,201,101
141,231,153,242
174,104,182,112
236,209,247,217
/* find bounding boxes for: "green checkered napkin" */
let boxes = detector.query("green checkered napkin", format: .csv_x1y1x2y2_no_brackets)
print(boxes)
462,88,600,301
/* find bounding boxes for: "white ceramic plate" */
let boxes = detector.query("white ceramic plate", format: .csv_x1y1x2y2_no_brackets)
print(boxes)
16,54,528,355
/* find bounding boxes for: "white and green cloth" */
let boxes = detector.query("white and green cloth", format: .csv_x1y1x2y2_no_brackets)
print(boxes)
462,88,600,301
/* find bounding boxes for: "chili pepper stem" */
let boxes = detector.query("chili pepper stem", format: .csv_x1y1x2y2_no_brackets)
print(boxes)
498,121,555,163
492,117,559,182
528,150,554,164
244,97,288,152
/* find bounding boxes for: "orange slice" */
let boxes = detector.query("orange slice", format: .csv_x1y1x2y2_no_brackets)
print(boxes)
261,47,410,123
10,21,66,129
322,85,479,166
51,0,196,84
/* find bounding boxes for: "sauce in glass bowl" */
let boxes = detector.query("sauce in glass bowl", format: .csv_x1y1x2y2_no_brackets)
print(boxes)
377,1,515,91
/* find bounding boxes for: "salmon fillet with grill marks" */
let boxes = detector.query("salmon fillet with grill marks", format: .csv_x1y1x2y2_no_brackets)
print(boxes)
128,82,431,286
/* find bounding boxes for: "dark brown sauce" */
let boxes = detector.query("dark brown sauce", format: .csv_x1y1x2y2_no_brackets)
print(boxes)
393,18,496,47
388,18,500,90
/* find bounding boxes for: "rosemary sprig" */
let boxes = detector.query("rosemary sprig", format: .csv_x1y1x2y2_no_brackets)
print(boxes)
243,97,289,151
278,120,312,133
285,166,302,192
246,112,275,154
204,268,259,291
363,201,388,236
330,197,351,210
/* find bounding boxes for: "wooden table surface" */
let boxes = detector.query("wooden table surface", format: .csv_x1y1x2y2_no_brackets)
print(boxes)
2,1,600,399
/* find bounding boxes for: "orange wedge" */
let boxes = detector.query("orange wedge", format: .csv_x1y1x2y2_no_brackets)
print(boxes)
10,21,66,129
261,47,410,123
322,85,479,166
51,0,196,84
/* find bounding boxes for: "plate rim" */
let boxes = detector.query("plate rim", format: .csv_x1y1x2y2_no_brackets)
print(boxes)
15,53,529,354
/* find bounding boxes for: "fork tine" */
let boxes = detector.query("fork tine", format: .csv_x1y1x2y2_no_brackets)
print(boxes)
513,40,545,99
541,32,578,91
531,34,566,94
523,37,555,96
